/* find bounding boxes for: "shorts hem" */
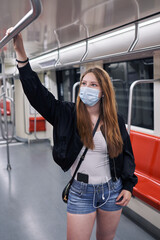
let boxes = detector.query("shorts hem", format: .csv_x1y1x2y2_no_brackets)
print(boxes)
67,209,96,214
99,205,123,212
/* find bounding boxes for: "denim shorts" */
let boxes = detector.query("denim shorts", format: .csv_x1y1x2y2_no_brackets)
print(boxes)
67,178,123,214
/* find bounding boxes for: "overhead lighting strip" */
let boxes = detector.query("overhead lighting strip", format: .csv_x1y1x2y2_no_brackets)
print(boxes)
30,16,160,65
30,50,58,64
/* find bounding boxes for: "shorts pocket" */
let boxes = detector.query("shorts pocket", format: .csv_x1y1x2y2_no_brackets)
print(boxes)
112,178,123,192
70,184,83,197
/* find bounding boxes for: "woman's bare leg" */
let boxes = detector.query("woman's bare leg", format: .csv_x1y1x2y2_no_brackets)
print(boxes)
96,209,122,240
67,211,96,240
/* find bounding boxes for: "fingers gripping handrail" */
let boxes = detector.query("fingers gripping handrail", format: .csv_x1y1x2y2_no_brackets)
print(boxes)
127,79,160,135
0,0,42,49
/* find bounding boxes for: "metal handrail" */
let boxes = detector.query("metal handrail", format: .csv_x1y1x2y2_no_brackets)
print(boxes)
128,22,139,52
8,97,15,142
55,48,61,67
54,30,61,67
80,39,89,62
23,94,32,135
0,51,11,170
127,79,160,134
0,96,15,142
0,92,5,98
33,110,40,140
80,23,89,62
72,82,80,102
11,85,15,100
0,85,4,94
111,79,125,83
0,0,42,49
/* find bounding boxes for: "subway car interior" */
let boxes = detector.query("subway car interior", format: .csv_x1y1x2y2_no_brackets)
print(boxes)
0,0,160,239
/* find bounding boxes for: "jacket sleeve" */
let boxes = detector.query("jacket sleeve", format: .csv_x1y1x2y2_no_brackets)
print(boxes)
119,116,138,193
18,63,69,126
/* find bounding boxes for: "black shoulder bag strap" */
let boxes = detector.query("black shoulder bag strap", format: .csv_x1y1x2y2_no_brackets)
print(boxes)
70,115,101,185
62,115,101,203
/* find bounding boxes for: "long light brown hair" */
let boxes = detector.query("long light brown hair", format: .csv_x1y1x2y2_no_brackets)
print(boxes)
76,66,123,158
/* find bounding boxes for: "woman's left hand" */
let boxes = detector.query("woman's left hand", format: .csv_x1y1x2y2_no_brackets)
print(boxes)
116,190,132,206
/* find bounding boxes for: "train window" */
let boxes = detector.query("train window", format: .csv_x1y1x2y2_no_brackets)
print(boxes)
56,68,80,101
104,58,153,129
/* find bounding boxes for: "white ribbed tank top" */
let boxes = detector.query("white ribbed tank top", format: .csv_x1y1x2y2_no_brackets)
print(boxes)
71,130,111,184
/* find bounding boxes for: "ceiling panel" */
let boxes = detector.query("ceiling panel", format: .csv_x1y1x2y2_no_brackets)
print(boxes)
0,0,160,58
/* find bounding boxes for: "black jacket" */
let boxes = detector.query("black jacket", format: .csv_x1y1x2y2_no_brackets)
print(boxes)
18,63,138,193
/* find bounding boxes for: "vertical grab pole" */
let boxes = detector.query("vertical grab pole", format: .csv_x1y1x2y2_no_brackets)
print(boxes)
72,82,80,103
1,51,11,170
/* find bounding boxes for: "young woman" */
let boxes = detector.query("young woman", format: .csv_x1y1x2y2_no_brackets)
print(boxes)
6,28,137,240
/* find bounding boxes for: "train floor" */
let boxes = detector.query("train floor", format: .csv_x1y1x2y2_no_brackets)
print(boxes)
0,139,157,240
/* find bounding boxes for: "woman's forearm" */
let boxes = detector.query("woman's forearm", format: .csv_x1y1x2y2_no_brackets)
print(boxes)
6,28,28,68
14,37,28,68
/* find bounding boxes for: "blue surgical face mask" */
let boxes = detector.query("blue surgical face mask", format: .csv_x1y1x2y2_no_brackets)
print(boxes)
79,87,100,106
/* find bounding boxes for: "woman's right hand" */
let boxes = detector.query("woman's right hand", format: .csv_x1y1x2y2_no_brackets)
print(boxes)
6,28,24,53
6,28,28,66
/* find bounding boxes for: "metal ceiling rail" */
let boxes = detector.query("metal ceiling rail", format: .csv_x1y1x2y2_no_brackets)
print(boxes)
51,22,140,69
128,22,139,52
54,30,61,67
127,79,160,135
0,0,42,49
80,24,89,62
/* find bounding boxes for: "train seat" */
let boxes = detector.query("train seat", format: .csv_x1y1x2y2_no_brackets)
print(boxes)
29,116,46,132
130,131,160,211
0,100,11,116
